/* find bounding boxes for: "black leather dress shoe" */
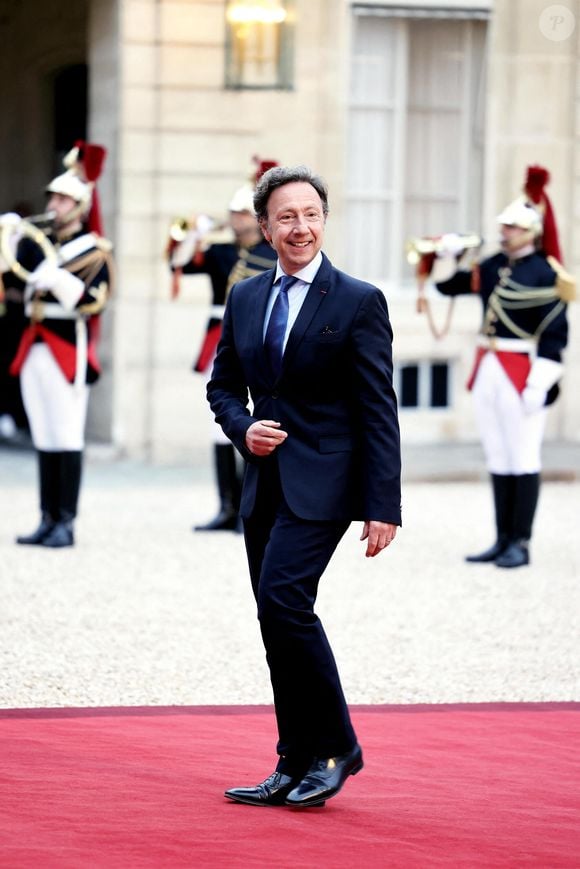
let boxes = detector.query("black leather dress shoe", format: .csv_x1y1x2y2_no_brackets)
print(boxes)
465,538,508,563
285,744,363,808
225,772,298,807
495,540,529,568
194,510,241,533
41,522,74,548
16,514,55,546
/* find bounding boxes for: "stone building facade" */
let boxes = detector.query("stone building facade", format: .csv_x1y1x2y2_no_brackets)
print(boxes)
0,0,578,462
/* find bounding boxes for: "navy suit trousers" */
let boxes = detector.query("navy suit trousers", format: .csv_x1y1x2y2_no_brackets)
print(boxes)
242,456,357,775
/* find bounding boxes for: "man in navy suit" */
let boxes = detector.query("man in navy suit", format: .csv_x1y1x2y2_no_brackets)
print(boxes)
208,165,402,808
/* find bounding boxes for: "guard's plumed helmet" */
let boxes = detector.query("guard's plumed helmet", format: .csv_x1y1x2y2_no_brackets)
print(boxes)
496,165,562,262
496,198,543,235
228,156,279,214
47,170,92,206
46,141,107,234
228,183,255,214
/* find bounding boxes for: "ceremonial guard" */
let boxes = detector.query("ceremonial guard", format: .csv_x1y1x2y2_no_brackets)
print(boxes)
426,166,573,568
1,141,113,548
168,158,278,531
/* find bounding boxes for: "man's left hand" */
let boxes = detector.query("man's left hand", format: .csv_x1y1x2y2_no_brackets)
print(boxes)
360,521,397,558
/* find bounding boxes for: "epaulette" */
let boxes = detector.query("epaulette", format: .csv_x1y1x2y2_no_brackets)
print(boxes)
547,255,576,302
91,233,114,253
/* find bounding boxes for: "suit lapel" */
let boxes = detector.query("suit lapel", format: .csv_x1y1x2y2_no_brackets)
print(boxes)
250,268,277,372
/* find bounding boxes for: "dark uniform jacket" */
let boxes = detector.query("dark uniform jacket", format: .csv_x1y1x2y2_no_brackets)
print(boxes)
6,230,113,384
180,238,277,372
181,239,276,305
436,251,568,363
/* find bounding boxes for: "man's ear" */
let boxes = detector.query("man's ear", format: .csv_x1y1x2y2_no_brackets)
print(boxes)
259,219,272,244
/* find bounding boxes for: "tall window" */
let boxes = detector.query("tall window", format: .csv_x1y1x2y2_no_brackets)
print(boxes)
346,10,488,287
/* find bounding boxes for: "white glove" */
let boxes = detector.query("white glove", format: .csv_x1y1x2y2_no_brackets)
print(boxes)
28,261,84,310
521,357,563,415
196,214,214,235
0,212,21,229
521,385,547,414
170,215,215,268
437,233,466,258
171,230,200,268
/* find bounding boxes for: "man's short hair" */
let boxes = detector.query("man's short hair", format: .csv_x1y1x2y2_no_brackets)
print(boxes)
253,165,329,223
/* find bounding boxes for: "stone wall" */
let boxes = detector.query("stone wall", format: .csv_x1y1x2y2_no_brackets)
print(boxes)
102,0,349,462
2,0,578,459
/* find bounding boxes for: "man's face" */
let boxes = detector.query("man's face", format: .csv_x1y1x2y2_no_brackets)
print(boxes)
47,192,80,229
260,181,325,274
500,223,531,253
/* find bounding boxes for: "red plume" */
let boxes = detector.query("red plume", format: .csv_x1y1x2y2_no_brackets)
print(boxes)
252,155,279,184
523,164,562,262
75,140,107,183
74,139,108,235
524,165,550,204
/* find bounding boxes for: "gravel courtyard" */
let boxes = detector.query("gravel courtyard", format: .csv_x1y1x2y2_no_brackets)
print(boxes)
1,447,579,709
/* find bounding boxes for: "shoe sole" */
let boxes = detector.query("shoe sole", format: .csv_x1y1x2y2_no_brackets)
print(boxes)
224,793,290,807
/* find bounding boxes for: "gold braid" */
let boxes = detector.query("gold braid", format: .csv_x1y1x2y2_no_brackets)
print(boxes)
484,272,565,342
225,247,274,297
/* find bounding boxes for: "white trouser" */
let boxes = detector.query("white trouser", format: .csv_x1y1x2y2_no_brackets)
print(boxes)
20,344,89,451
472,352,547,475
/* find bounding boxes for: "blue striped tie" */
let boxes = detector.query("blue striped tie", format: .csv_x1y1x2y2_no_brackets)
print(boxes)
264,275,298,377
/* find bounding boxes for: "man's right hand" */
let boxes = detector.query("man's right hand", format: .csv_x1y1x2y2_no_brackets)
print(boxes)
246,420,288,456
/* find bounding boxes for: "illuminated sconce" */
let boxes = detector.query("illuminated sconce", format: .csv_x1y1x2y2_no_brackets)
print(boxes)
225,1,294,89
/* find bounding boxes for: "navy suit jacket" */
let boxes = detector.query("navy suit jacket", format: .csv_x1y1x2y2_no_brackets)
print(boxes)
207,252,402,525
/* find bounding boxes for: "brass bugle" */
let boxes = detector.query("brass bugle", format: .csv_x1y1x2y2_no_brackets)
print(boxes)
169,215,222,242
26,209,57,226
405,233,482,265
0,212,57,281
169,215,235,246
169,216,191,242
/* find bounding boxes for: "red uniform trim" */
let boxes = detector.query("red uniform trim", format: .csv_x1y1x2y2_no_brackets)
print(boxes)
467,348,532,393
9,325,38,376
194,321,222,373
87,316,101,379
10,325,80,383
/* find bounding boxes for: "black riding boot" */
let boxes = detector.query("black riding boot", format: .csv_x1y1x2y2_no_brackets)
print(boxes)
465,474,515,562
194,443,241,532
495,473,540,569
42,451,83,548
16,451,60,545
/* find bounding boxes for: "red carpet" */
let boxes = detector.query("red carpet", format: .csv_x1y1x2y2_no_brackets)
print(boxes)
1,703,579,868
